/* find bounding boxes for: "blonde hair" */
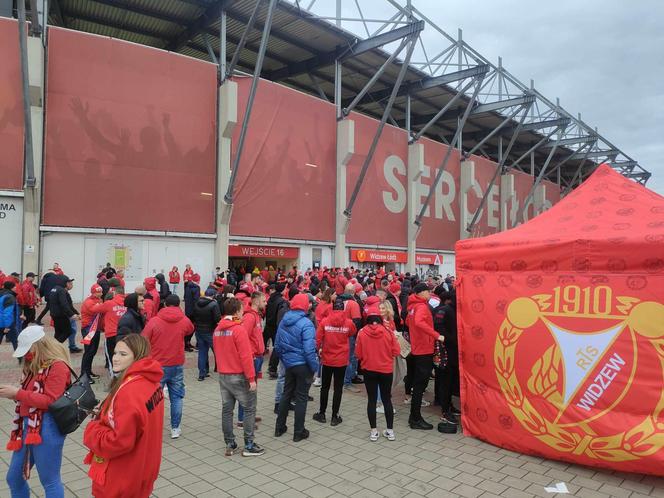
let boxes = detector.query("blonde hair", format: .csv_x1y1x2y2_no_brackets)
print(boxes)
24,336,71,376
380,301,395,321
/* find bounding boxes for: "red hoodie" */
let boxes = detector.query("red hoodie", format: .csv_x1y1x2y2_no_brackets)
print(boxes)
315,301,332,324
95,294,126,338
183,269,194,283
142,307,194,367
334,275,348,295
19,279,37,307
355,323,400,374
83,358,164,498
168,270,180,284
316,310,357,367
81,295,104,329
143,277,160,313
406,294,440,355
213,317,255,382
242,305,265,357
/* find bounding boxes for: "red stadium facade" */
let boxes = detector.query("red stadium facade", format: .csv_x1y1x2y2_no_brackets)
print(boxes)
1,23,563,300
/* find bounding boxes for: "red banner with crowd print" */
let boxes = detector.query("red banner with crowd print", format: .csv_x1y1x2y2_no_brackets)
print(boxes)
456,165,664,476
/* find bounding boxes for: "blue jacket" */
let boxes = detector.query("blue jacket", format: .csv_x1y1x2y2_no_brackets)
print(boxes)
274,310,319,373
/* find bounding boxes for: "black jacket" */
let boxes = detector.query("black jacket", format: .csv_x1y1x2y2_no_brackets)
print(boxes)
191,297,221,333
49,276,77,319
441,303,458,348
184,282,200,318
265,292,288,336
97,277,110,298
39,272,59,303
155,274,171,302
385,292,402,330
117,309,146,337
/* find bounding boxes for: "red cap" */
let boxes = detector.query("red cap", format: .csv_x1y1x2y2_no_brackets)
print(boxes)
365,295,380,306
90,284,103,294
354,283,362,293
290,293,310,312
389,282,401,293
366,304,381,317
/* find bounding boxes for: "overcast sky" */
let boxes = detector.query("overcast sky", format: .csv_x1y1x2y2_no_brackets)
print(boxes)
318,0,664,194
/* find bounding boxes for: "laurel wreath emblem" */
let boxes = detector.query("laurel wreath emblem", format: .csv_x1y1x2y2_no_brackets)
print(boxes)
495,294,664,462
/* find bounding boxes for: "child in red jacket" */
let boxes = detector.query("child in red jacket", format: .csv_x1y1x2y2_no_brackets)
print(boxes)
355,305,400,442
83,334,164,498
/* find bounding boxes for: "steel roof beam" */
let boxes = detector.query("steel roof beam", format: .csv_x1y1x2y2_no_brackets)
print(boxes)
610,160,638,171
470,94,536,115
521,117,570,132
541,135,596,148
86,0,187,25
167,0,238,52
339,20,424,61
570,149,619,160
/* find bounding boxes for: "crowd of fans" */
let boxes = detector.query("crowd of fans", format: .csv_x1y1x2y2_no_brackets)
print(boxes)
0,262,458,497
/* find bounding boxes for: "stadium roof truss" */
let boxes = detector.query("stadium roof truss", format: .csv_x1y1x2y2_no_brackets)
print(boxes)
11,0,650,197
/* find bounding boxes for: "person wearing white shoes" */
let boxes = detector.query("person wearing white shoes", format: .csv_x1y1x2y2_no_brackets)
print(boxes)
355,304,400,442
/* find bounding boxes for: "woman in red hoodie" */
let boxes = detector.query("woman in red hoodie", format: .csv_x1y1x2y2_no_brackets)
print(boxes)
355,305,401,442
313,300,356,426
83,334,164,498
168,266,181,296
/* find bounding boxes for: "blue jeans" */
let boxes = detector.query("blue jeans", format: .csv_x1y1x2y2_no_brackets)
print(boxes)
5,323,19,350
238,357,264,422
274,361,286,403
6,413,65,498
68,319,77,350
344,336,358,386
195,330,213,378
160,365,185,429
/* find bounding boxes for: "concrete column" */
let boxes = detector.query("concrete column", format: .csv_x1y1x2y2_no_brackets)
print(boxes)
334,119,354,268
215,81,238,272
406,142,423,273
21,37,45,276
533,183,547,216
499,174,514,231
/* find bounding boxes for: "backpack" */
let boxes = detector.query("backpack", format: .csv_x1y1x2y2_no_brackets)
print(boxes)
0,295,17,328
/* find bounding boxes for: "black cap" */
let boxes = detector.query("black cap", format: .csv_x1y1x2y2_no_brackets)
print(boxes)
26,272,36,278
413,283,429,294
10,272,19,277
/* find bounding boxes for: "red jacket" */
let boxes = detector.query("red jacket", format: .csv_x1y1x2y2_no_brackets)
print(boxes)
406,294,440,355
168,270,180,284
213,317,255,382
143,299,155,322
183,269,194,283
315,302,332,324
355,323,400,374
16,360,70,417
19,279,37,307
334,275,348,295
95,294,126,338
142,307,194,367
242,305,265,357
144,278,160,313
81,295,104,329
316,310,356,367
83,358,164,498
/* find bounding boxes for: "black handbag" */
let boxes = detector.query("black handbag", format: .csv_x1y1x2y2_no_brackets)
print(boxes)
48,368,99,434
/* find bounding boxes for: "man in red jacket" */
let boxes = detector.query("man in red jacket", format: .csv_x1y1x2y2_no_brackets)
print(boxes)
142,294,194,439
19,272,38,329
93,283,126,376
214,298,265,457
237,291,266,427
80,284,104,382
406,283,445,430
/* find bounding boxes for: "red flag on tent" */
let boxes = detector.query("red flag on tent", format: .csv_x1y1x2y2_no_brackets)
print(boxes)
81,314,99,345
456,164,664,476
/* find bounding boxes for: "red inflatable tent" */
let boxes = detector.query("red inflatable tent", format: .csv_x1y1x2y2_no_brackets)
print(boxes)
455,164,664,475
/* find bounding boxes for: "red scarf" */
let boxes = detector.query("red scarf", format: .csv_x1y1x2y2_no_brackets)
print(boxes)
7,366,50,452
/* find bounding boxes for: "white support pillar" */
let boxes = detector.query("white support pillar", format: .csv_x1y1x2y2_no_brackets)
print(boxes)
533,183,547,216
216,80,238,272
21,37,45,276
406,142,423,273
335,119,354,268
499,173,515,231
460,160,482,239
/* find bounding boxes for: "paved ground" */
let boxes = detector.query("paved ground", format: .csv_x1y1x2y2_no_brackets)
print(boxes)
0,337,662,498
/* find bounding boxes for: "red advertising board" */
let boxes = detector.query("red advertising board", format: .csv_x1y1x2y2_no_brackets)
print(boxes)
229,78,336,242
345,114,408,247
229,245,299,259
465,155,503,238
43,28,217,232
0,18,24,191
416,253,443,265
349,249,443,265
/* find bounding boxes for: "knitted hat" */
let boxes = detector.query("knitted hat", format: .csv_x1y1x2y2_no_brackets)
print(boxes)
290,293,310,312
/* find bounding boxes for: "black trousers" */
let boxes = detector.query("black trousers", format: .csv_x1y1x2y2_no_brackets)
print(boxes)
319,365,346,416
80,325,101,376
410,354,433,421
104,336,117,376
21,307,35,330
436,346,460,413
404,354,415,395
268,348,280,374
276,364,313,436
53,316,72,343
35,302,50,323
364,370,394,429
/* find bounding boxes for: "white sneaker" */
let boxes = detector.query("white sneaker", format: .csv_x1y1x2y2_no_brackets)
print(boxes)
376,404,385,414
171,427,181,439
382,429,396,441
369,429,380,442
313,377,322,387
421,400,431,407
